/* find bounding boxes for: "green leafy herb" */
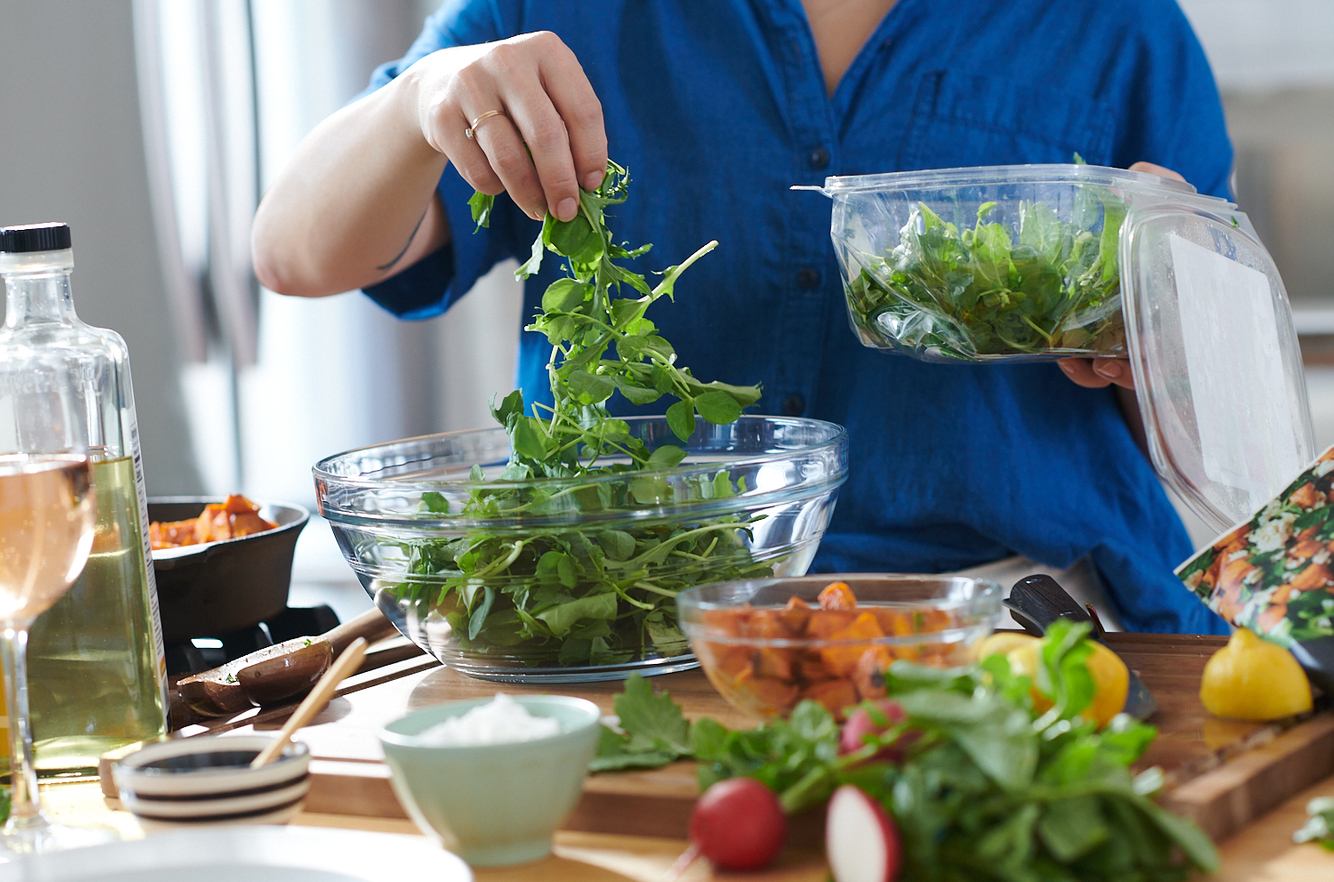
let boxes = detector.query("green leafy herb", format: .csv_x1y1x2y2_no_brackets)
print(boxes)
382,162,772,669
591,673,695,771
846,187,1129,360
1294,796,1334,850
598,622,1219,881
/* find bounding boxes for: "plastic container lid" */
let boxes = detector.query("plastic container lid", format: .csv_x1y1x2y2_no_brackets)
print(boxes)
807,163,1201,199
1121,201,1314,533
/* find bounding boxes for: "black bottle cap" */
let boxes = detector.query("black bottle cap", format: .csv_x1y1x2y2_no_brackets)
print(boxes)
0,223,72,253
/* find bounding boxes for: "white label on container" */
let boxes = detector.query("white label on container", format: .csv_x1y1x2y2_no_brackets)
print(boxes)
1169,233,1298,502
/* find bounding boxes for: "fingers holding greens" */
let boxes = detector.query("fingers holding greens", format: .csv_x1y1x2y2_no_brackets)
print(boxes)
415,32,606,222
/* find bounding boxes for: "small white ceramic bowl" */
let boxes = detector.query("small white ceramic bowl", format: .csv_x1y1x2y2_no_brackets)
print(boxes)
112,734,310,825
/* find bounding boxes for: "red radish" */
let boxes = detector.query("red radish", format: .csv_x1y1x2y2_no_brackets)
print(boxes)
826,785,902,882
688,777,788,871
839,700,910,762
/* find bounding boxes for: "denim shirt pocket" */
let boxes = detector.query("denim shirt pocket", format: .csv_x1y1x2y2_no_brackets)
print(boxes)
896,71,1114,170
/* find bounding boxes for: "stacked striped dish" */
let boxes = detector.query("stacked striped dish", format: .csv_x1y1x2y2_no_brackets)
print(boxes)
112,735,310,825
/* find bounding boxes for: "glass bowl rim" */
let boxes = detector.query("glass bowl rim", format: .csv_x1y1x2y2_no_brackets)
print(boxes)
314,415,848,490
314,415,849,528
678,573,1004,647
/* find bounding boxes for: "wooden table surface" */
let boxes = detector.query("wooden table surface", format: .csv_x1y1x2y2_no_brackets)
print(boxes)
61,631,1334,880
40,772,1334,881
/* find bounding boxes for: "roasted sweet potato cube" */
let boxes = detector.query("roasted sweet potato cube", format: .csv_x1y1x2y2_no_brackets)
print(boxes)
231,510,276,537
818,580,858,611
805,610,857,639
149,519,197,549
917,609,954,632
795,652,831,683
853,646,892,700
746,609,794,640
199,508,233,541
753,646,797,682
871,607,910,636
700,642,752,680
220,493,256,514
819,612,886,676
778,597,813,635
801,679,859,719
733,668,800,716
702,607,751,636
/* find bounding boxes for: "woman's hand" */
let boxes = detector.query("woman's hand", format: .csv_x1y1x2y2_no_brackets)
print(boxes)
406,31,607,223
1055,160,1187,391
252,31,606,299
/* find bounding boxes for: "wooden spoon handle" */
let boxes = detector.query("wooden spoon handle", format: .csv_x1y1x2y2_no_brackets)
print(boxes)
250,637,368,769
325,607,399,654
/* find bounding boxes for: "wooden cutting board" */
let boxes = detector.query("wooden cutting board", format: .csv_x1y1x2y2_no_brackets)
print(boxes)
188,632,1334,844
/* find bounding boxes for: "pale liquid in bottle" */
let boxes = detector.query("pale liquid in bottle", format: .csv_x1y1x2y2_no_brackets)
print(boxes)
25,456,167,775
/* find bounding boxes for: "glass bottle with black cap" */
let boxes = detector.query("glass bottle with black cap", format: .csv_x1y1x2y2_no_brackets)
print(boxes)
0,224,168,794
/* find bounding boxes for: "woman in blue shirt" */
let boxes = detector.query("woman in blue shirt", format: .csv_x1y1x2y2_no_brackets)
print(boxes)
252,0,1233,634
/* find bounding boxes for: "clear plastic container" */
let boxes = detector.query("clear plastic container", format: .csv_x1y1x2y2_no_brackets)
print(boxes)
807,163,1314,535
0,224,169,775
314,416,848,682
1119,200,1314,531
808,163,1220,362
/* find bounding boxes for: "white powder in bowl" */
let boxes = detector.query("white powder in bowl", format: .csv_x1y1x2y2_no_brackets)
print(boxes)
413,694,563,747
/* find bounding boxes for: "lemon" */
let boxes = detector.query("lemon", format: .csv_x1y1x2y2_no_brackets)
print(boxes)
976,631,1041,660
1081,642,1131,727
1199,628,1313,721
1004,637,1129,728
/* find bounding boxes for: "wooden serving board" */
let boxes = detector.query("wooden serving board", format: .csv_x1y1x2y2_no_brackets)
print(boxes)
182,632,1334,844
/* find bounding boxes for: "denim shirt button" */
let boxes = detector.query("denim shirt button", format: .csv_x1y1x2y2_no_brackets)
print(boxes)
781,394,806,416
808,147,830,170
797,267,820,290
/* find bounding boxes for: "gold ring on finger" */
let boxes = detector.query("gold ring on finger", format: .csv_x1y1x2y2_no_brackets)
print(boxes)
464,109,506,141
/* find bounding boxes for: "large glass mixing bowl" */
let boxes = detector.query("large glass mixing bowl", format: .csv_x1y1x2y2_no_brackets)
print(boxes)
313,416,848,682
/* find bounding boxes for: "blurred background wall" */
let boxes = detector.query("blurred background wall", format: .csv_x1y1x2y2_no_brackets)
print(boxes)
1,0,1332,555
0,0,523,513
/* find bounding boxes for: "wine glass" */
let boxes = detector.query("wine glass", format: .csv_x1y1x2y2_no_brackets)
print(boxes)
0,453,103,856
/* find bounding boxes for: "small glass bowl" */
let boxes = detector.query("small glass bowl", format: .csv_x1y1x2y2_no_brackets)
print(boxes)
678,574,1002,721
314,416,848,682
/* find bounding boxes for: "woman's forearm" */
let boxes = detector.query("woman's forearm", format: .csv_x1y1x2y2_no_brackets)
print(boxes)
251,71,450,298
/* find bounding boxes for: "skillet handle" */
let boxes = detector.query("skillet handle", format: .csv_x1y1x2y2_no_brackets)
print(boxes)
1004,574,1092,636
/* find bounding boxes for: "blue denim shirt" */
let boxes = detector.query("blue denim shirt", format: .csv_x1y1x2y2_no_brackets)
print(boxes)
363,0,1234,634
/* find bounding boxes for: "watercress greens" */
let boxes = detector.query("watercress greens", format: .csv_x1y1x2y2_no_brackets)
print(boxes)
384,162,773,669
846,186,1129,361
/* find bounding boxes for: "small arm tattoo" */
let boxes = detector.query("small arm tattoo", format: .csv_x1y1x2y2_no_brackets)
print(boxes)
376,208,429,272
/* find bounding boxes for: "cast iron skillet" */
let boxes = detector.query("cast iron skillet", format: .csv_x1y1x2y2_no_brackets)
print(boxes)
148,497,309,644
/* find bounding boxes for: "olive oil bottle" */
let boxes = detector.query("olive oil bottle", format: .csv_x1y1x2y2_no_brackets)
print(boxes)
0,224,168,777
